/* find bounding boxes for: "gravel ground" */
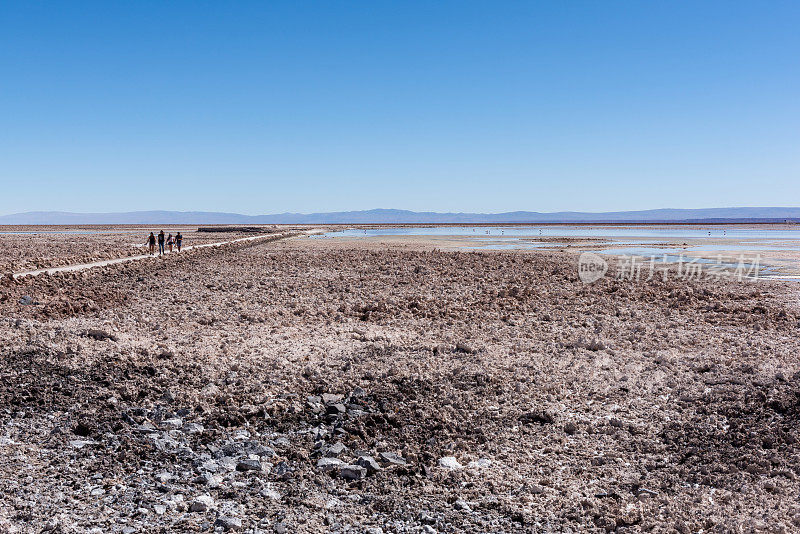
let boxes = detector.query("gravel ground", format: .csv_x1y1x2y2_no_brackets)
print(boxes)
1,235,799,532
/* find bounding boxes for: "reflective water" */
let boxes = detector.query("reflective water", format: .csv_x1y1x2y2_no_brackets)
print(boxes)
313,226,800,240
313,226,800,279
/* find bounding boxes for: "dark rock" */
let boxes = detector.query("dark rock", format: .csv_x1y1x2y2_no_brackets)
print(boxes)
273,461,293,479
519,410,554,425
356,455,381,473
455,342,477,354
378,451,408,466
339,464,367,480
214,516,242,531
326,403,347,415
587,339,606,351
454,499,472,512
317,457,344,472
189,495,214,512
236,459,262,472
72,421,93,437
81,329,117,341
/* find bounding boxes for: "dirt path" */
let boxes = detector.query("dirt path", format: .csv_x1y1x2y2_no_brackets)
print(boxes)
11,231,303,279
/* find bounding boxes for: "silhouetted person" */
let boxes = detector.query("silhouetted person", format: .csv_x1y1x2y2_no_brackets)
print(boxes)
147,232,156,255
175,232,183,252
158,230,165,256
167,233,174,253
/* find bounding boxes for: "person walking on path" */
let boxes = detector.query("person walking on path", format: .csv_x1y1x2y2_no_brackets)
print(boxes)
175,232,183,252
167,233,174,253
158,230,165,256
147,232,156,255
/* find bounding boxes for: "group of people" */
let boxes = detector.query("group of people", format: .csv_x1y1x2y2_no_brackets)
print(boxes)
147,230,183,256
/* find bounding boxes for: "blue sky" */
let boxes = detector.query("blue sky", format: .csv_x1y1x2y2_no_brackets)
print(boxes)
1,1,798,215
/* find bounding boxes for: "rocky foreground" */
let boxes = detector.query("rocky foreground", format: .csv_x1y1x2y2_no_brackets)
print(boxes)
1,236,799,532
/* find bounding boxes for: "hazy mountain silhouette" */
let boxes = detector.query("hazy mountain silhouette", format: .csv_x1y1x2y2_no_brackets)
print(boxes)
1,207,799,225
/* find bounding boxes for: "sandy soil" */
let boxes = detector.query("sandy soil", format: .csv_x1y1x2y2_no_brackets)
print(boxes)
1,233,799,532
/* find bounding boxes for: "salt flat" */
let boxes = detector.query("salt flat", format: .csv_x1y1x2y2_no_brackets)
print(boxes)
0,228,799,532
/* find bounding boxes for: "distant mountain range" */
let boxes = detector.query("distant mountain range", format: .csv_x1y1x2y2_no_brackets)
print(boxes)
1,208,799,225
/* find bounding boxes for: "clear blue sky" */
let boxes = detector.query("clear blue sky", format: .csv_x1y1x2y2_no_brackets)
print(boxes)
1,1,798,215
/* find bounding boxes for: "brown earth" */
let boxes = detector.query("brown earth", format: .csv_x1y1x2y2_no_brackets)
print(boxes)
1,234,799,532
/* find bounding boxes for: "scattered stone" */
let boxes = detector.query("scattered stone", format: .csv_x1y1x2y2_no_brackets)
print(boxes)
196,473,222,488
467,458,492,469
68,440,98,449
326,403,347,415
323,442,347,457
236,459,262,472
273,461,293,479
201,383,220,396
183,422,204,434
136,422,157,433
339,464,367,480
189,494,214,512
271,436,290,447
72,421,93,437
455,341,477,354
454,499,472,512
356,455,381,473
154,472,172,483
529,484,545,495
519,410,554,425
378,452,408,466
260,485,281,500
438,456,463,469
636,487,659,498
161,417,183,429
586,339,606,351
418,511,436,524
81,329,117,341
214,516,242,531
317,457,344,472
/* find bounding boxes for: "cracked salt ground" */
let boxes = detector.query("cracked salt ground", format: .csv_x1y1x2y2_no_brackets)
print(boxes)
1,234,800,531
